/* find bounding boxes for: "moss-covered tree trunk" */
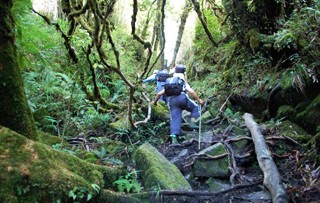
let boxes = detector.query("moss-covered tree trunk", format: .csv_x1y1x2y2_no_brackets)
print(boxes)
0,1,37,140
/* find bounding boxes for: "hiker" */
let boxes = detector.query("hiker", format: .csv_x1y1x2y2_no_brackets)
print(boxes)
170,64,201,106
153,66,203,144
143,68,169,103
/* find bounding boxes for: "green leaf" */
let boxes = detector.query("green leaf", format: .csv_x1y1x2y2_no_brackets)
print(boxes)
68,190,77,200
87,193,93,201
91,184,101,193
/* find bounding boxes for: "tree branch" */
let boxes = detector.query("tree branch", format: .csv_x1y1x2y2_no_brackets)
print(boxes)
243,113,289,203
190,0,218,47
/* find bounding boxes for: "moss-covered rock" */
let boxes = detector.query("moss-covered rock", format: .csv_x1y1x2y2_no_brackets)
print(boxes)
230,136,251,155
277,120,312,143
0,126,123,203
205,178,231,191
96,189,143,203
193,143,230,178
152,102,169,120
109,117,130,131
134,143,191,191
295,94,320,134
277,105,296,119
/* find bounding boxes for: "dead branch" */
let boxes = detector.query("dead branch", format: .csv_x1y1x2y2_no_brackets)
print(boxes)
32,9,78,63
130,181,262,199
226,136,252,143
134,92,152,127
223,141,241,185
243,113,289,203
219,94,232,113
184,153,228,168
267,135,302,147
222,124,233,139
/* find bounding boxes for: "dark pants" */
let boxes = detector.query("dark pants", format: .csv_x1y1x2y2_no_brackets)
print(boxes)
167,93,199,135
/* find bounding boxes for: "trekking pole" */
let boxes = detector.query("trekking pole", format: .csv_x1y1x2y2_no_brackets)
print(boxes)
198,104,202,150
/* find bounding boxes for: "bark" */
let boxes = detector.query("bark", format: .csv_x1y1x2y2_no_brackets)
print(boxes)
190,0,218,47
0,0,37,139
170,0,191,67
243,113,289,203
267,83,282,119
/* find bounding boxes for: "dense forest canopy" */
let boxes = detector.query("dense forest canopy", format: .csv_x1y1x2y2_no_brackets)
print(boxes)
0,0,319,202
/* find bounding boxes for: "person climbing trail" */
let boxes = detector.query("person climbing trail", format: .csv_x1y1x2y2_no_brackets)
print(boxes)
153,64,203,145
143,67,169,103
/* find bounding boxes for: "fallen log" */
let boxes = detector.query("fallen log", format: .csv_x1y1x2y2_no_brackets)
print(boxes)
243,113,289,203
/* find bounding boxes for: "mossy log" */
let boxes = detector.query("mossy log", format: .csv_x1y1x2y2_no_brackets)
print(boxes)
243,113,289,203
0,126,124,203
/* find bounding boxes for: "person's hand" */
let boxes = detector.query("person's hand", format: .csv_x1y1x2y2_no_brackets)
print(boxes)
198,99,204,106
152,101,157,106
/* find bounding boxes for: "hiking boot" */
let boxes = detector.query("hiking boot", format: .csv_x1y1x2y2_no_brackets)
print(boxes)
170,134,180,145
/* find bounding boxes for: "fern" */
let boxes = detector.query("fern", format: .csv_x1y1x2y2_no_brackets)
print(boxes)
113,172,142,193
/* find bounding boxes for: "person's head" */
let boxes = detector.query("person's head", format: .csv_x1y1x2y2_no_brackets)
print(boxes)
175,64,186,74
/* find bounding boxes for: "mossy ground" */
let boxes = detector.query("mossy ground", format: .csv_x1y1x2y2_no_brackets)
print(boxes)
0,126,123,203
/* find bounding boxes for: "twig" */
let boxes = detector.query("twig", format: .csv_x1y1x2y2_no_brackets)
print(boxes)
226,136,252,143
219,94,232,113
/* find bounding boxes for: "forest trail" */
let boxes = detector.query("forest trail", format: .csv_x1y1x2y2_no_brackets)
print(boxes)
146,107,319,203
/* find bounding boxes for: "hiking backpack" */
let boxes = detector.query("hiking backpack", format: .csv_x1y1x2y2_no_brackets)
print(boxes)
164,77,185,96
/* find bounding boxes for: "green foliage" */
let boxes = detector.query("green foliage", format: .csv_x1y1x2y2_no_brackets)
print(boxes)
68,184,100,202
52,143,77,156
92,147,107,159
113,171,142,193
194,9,223,56
273,29,297,50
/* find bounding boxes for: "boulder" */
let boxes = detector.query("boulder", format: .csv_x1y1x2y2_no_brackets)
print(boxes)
170,149,189,171
134,143,192,191
193,143,230,178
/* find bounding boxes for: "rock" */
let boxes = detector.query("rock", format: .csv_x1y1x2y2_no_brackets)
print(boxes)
152,102,170,120
170,149,189,171
205,178,231,191
230,136,251,155
193,143,230,178
109,117,130,130
134,143,192,191
200,131,213,143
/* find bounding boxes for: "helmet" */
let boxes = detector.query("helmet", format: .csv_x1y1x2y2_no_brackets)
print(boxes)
175,64,186,73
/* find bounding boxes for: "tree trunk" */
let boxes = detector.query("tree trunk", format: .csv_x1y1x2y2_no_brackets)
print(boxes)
243,113,288,203
190,0,218,47
0,0,37,140
170,0,191,67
